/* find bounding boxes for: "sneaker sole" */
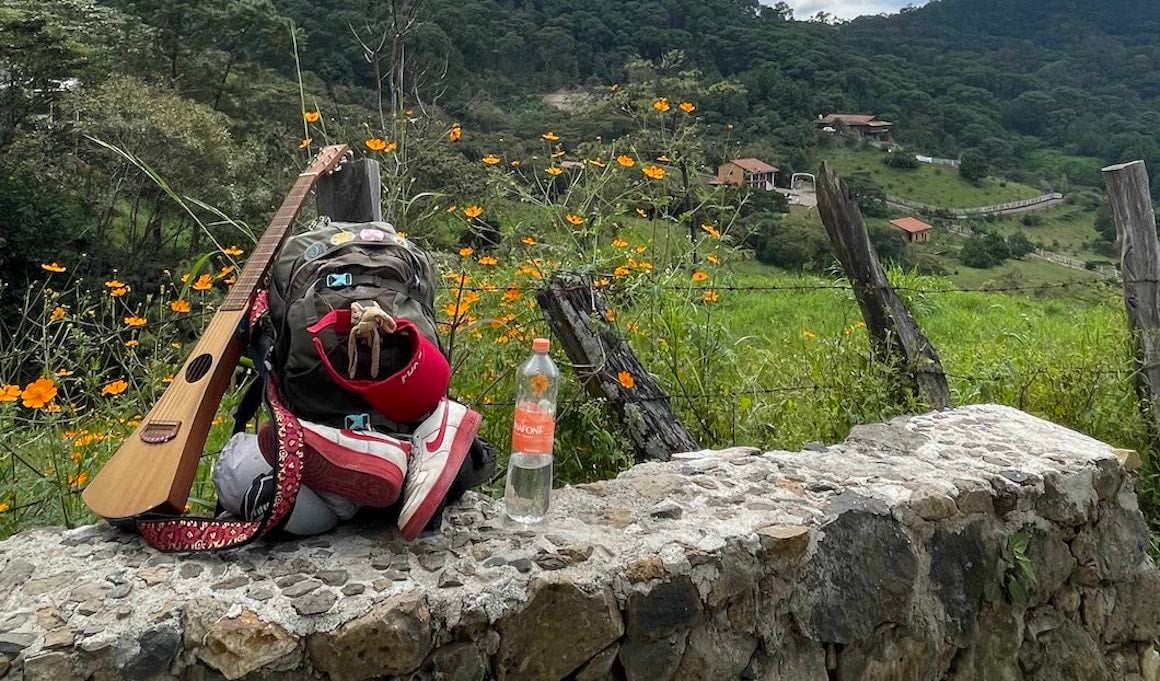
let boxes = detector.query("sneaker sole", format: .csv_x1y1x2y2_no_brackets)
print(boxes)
258,425,403,508
399,408,482,540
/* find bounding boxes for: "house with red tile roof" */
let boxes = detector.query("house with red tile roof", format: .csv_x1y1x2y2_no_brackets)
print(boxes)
889,217,934,243
716,158,779,191
818,113,894,139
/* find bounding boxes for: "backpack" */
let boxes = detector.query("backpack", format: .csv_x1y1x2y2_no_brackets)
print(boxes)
267,219,442,431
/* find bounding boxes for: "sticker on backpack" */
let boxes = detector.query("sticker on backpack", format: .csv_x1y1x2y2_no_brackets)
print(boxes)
303,241,328,262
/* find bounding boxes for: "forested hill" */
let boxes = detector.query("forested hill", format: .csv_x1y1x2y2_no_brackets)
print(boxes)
273,0,1160,171
3,0,1159,281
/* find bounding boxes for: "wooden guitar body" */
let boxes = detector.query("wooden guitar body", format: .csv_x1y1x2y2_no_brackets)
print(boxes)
82,310,246,519
83,145,350,521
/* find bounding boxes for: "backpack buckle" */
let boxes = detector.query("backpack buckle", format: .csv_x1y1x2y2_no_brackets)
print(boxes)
344,413,370,431
326,272,353,288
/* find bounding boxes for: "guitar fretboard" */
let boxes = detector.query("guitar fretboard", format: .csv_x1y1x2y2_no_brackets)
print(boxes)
220,178,319,312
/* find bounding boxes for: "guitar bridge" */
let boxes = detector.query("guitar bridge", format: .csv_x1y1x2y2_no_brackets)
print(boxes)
140,421,181,444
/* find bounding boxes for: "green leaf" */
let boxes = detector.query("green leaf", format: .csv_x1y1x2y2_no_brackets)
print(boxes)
1009,579,1028,605
1010,531,1030,556
984,577,1001,602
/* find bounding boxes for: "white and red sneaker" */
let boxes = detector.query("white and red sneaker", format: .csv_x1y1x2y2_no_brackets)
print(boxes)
398,399,482,540
258,420,409,508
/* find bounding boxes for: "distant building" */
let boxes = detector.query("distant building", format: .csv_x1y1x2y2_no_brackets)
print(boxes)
889,217,934,243
818,114,894,139
716,158,779,191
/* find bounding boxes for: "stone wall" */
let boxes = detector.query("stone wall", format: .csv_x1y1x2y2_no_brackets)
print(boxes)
1,405,1158,681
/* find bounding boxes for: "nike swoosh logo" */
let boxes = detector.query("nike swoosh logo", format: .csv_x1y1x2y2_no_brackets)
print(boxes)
425,402,450,453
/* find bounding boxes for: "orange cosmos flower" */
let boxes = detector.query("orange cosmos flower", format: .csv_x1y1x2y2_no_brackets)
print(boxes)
105,279,125,289
702,290,720,303
101,379,128,396
449,125,462,142
656,154,671,162
604,309,618,322
50,306,66,321
0,385,21,402
40,262,66,273
464,205,484,218
222,245,244,256
565,213,585,226
303,110,320,123
365,137,388,151
707,254,720,265
679,101,696,113
478,256,498,266
21,378,57,409
503,288,521,302
459,247,474,257
701,224,721,239
642,165,666,180
216,265,235,279
541,131,560,141
612,238,629,248
616,155,635,168
482,154,501,166
653,98,670,112
589,158,606,168
125,339,140,348
110,285,129,297
691,271,709,282
521,237,536,246
802,330,818,341
192,274,214,291
510,160,522,167
124,316,147,328
618,371,636,389
54,369,73,377
614,266,631,277
298,137,312,149
68,471,89,488
546,166,563,176
634,245,646,253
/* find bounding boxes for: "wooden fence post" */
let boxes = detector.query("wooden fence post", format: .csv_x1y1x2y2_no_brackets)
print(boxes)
1103,160,1160,440
816,161,951,410
537,273,699,461
316,157,382,222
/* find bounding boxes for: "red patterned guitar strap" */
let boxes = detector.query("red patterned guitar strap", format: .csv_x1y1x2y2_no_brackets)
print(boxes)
136,292,304,552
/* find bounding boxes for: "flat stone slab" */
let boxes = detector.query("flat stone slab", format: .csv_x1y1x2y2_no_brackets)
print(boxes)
0,405,1156,681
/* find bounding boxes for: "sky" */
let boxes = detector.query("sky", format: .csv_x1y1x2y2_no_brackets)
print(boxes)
783,0,927,20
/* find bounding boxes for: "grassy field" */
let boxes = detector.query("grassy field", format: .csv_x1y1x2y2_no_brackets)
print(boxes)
983,202,1112,265
816,144,1042,208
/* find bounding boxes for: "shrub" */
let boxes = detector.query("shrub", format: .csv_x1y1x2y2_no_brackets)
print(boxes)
883,153,920,170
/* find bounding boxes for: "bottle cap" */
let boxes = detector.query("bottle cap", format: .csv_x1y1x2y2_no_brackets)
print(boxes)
532,337,550,353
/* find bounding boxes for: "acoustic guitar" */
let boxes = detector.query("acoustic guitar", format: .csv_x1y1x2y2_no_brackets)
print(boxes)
83,144,351,521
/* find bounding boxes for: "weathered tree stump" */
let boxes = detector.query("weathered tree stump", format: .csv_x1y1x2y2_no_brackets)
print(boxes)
1103,160,1160,441
316,157,382,222
816,161,951,410
537,274,699,461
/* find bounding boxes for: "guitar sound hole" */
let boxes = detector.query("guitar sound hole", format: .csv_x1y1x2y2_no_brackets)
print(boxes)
185,354,213,382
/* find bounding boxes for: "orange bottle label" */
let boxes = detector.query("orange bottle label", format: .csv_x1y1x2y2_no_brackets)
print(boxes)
512,403,555,455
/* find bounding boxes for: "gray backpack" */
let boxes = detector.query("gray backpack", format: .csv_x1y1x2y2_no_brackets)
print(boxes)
266,219,441,431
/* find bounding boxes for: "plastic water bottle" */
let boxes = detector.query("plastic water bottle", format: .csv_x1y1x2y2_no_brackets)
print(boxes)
504,337,559,523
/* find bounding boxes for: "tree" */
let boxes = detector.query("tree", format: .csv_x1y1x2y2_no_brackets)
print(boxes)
960,232,1011,268
959,149,989,183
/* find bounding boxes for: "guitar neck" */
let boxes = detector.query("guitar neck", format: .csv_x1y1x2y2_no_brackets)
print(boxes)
220,174,318,312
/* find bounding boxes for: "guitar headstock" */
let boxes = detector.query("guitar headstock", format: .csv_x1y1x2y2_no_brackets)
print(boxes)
303,144,351,177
